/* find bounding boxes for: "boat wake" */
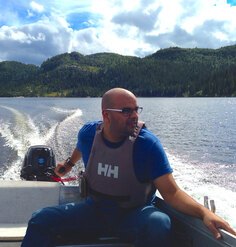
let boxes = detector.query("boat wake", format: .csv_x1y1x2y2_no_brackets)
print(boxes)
168,153,236,229
0,105,83,181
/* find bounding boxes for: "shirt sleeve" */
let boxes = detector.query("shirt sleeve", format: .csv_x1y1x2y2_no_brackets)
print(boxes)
134,128,173,182
147,139,173,180
76,121,98,166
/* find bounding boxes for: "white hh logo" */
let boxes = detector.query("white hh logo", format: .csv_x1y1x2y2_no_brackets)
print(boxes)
97,163,119,178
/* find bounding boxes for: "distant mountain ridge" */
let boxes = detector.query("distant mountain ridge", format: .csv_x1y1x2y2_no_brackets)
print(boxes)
1,45,236,97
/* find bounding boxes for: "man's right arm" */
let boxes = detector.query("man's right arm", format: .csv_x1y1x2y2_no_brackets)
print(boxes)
55,148,82,176
70,148,82,164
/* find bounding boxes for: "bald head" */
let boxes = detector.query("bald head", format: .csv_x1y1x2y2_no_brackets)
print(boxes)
102,88,136,110
101,88,139,141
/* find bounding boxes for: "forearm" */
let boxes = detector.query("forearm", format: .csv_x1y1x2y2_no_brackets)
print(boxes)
155,174,236,238
164,188,236,238
70,148,82,165
164,188,208,219
155,174,208,219
55,148,82,176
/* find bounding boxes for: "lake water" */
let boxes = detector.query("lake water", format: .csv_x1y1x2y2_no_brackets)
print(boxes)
0,97,235,228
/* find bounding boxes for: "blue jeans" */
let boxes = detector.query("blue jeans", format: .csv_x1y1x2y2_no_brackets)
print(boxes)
21,198,171,247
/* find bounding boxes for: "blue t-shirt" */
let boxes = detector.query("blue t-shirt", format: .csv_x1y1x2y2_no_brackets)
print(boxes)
76,121,173,183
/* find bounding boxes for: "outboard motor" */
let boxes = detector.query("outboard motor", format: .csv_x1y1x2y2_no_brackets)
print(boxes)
20,145,57,182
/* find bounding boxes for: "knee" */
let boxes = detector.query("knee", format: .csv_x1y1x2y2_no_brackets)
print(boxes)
28,206,56,228
139,206,171,234
148,210,171,234
135,209,171,247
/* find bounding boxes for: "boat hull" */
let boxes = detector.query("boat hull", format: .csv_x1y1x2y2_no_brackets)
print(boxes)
0,180,235,247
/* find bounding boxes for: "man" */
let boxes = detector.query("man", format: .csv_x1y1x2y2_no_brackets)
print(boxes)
22,88,236,247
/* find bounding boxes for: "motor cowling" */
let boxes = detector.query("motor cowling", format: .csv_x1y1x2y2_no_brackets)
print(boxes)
20,145,57,182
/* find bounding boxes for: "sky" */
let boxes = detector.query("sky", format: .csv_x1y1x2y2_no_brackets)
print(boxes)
0,0,236,65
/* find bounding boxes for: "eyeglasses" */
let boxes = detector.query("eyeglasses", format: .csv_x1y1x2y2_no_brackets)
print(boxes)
105,106,143,116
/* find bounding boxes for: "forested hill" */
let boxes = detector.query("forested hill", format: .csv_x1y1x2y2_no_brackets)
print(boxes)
1,45,236,97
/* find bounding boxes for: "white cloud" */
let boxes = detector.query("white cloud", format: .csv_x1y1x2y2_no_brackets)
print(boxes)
30,1,44,13
0,15,72,64
0,0,236,65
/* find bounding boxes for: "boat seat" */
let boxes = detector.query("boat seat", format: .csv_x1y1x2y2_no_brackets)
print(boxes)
0,180,60,241
0,224,27,241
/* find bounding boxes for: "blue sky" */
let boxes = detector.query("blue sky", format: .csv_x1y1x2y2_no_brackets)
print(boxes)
227,0,236,6
0,0,236,65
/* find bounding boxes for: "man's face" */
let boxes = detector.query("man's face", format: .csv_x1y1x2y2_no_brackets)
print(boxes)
105,95,140,139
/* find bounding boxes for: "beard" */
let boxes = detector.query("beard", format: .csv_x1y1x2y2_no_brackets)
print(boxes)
123,118,138,137
108,117,138,141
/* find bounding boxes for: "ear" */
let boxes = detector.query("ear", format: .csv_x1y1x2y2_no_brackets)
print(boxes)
102,110,109,120
102,110,112,124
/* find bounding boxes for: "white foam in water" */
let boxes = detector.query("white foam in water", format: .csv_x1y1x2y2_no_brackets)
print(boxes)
0,107,65,180
60,108,82,123
51,107,82,119
167,153,236,229
51,107,77,114
51,108,83,158
0,106,83,180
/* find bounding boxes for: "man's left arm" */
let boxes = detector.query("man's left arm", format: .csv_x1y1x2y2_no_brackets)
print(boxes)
154,173,236,239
